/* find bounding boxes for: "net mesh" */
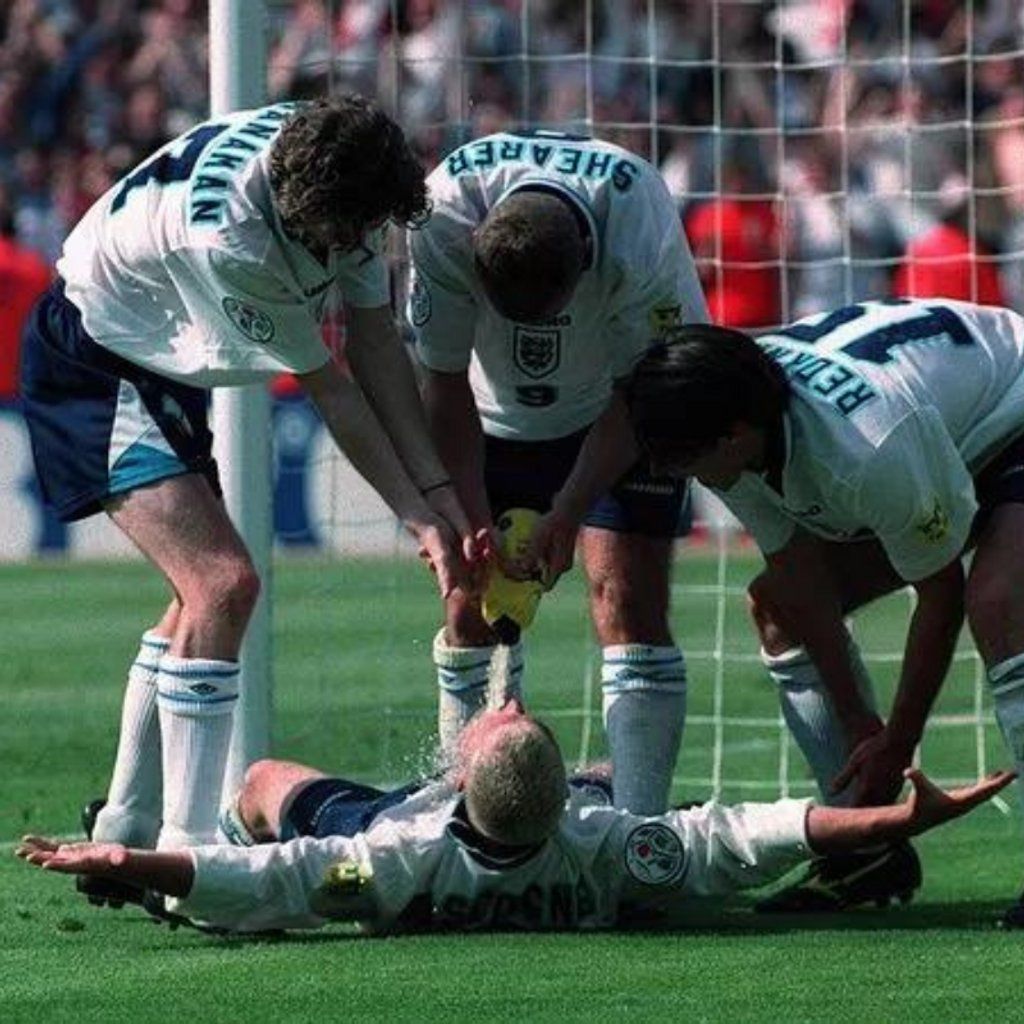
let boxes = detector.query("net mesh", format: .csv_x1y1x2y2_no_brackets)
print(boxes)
264,0,1023,798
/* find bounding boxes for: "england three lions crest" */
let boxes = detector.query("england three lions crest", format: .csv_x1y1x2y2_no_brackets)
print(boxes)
513,326,561,379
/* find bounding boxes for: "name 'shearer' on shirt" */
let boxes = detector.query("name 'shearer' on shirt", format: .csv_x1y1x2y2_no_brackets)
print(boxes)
445,137,640,193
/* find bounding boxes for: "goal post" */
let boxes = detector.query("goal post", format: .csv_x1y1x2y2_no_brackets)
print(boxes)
209,0,273,800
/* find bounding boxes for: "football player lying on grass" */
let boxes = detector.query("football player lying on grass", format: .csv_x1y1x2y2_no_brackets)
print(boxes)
17,702,1012,934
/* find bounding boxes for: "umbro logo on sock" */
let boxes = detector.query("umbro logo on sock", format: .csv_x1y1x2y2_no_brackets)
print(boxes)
189,683,218,696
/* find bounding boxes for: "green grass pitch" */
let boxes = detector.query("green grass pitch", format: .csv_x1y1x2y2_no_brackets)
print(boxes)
1,553,1021,1023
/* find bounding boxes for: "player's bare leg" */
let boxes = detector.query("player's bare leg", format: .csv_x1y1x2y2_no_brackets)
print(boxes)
107,473,260,848
751,539,903,807
750,538,922,912
582,528,685,814
229,759,327,843
434,590,523,762
965,503,1024,926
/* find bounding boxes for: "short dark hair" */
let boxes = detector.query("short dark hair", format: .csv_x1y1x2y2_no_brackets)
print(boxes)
627,324,791,459
472,191,587,321
270,95,429,250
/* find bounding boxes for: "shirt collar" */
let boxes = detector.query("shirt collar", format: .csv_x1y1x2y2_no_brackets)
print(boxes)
496,178,598,270
445,799,546,870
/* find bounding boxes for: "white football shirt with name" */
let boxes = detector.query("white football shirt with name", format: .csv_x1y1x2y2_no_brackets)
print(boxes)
173,781,809,933
716,299,1024,581
58,104,389,387
408,131,708,440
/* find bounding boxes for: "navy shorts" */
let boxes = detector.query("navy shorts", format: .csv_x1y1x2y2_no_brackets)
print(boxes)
484,429,691,538
19,281,220,521
281,778,425,840
972,433,1024,537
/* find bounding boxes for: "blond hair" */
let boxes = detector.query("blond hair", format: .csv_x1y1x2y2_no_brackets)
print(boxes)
463,719,567,847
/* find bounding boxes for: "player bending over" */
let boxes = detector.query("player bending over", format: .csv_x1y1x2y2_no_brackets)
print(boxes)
537,297,1024,922
18,96,479,874
17,702,1012,934
408,130,708,814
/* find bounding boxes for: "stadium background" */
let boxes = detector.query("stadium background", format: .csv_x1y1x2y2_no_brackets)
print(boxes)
2,6,1024,1019
3,0,1024,561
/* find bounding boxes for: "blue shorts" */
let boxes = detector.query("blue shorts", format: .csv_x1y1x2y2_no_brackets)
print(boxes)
19,281,220,522
976,434,1024,511
970,433,1024,542
484,429,691,538
281,778,425,840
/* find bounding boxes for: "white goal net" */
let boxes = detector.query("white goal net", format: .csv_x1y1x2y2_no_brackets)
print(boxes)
263,0,1024,799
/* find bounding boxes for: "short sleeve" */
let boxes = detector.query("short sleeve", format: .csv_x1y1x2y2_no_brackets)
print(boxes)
180,247,329,375
854,408,976,581
605,171,709,379
715,476,798,556
407,219,478,373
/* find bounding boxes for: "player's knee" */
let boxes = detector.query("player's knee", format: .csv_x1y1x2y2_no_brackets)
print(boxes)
966,572,1021,656
243,758,276,793
589,572,668,641
747,574,794,654
199,557,262,624
238,759,278,839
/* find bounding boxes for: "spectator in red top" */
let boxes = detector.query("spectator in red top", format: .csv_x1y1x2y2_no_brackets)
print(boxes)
894,174,1005,306
0,196,50,400
684,162,782,331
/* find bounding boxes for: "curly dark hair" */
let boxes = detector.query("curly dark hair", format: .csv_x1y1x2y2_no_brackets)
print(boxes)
269,95,429,252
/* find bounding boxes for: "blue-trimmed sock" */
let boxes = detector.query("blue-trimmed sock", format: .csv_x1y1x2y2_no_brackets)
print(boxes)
763,638,877,807
989,653,1024,813
434,629,493,761
93,631,168,847
602,644,687,814
156,656,239,849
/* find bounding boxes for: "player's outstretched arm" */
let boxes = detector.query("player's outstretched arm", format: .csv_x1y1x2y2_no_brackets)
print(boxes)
16,837,194,897
806,768,1015,854
298,357,474,597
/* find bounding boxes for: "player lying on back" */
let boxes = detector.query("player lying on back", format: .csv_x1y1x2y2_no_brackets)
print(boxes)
17,701,1012,934
531,296,1024,922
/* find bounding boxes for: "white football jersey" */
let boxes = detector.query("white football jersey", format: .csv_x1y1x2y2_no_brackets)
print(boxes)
172,781,809,933
716,299,1024,581
58,104,390,387
408,131,708,440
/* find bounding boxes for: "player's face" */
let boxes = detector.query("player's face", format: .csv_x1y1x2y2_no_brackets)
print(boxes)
456,700,527,768
302,215,388,258
479,270,581,325
647,434,749,489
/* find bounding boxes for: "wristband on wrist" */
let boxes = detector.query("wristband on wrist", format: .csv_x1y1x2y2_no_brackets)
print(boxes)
420,479,453,496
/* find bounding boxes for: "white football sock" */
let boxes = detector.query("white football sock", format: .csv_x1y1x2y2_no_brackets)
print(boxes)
602,644,687,815
989,653,1024,813
763,638,877,807
92,631,168,847
435,629,494,761
156,656,239,849
218,795,258,847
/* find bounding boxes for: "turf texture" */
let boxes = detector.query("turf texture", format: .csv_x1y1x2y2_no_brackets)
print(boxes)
1,554,1021,1023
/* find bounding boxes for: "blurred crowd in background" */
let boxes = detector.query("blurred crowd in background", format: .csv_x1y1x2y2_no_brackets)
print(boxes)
1,0,1024,399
